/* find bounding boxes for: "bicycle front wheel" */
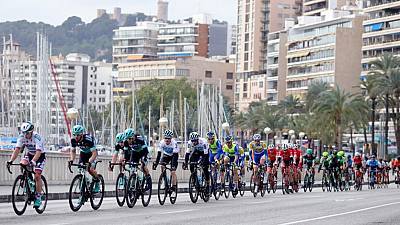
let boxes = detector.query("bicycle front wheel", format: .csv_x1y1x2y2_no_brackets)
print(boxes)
90,174,105,210
68,174,84,212
126,174,138,208
169,175,178,205
115,173,126,207
188,173,199,203
11,175,29,215
303,174,309,192
141,175,152,207
158,173,167,205
35,175,48,214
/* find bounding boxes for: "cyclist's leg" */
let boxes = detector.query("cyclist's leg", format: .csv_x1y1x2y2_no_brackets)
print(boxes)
33,154,46,194
231,156,238,189
140,149,150,177
202,153,210,184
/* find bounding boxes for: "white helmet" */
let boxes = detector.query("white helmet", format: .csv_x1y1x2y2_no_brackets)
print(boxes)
355,152,361,157
281,144,288,150
21,122,34,133
253,134,261,141
189,132,200,141
268,144,275,149
287,143,293,148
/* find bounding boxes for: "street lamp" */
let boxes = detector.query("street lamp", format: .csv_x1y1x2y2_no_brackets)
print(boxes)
264,127,271,146
222,122,230,137
273,135,278,145
299,132,305,150
159,117,168,140
289,130,295,144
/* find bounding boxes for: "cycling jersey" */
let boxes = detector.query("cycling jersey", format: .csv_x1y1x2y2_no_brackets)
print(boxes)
353,156,363,165
124,138,147,153
186,138,208,155
223,143,239,157
303,154,315,165
366,159,380,170
158,139,180,156
71,134,95,154
279,149,292,162
208,139,222,154
238,147,245,167
268,148,278,162
392,159,400,168
16,132,45,155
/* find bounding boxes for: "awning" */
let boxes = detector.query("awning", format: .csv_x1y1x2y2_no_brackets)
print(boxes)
286,50,310,59
127,55,144,60
370,23,383,31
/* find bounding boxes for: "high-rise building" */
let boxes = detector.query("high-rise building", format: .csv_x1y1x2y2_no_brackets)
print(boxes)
112,22,160,69
234,0,270,111
229,25,237,55
209,22,228,56
361,0,400,74
269,0,302,32
157,0,169,22
158,23,209,58
303,0,354,16
277,10,363,100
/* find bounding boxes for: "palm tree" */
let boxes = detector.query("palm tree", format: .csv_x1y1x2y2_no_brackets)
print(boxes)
305,81,329,112
314,87,368,150
361,77,381,155
279,94,304,115
368,53,400,156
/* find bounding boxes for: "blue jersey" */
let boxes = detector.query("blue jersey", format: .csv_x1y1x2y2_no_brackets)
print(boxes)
366,159,380,170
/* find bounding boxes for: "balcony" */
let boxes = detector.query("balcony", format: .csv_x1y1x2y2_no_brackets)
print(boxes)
364,11,400,25
364,0,400,13
304,0,326,6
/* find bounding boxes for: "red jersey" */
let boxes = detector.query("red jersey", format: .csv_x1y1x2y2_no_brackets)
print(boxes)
392,159,400,167
279,149,292,161
268,148,278,162
353,156,362,165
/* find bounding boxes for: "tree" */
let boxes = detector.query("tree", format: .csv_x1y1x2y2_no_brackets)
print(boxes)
305,81,329,112
314,87,368,150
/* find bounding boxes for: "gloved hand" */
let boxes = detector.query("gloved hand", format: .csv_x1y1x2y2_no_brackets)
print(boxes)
152,162,158,170
182,162,188,170
30,160,36,167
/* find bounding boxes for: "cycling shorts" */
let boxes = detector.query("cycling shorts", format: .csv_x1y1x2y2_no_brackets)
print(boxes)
22,153,46,171
160,154,178,171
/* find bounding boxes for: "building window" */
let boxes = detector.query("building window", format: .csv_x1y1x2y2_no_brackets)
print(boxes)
101,82,105,85
243,93,248,98
226,85,233,90
205,71,212,78
226,72,233,79
259,82,263,88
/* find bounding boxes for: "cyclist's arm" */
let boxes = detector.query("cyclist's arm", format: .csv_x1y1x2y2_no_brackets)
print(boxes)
69,147,76,161
89,150,97,164
9,147,22,162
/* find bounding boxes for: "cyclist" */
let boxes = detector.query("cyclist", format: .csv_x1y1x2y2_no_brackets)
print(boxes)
7,122,46,208
303,149,316,178
249,134,267,192
392,156,400,183
267,144,278,177
292,144,303,184
222,136,240,194
366,155,380,186
68,125,100,192
109,132,126,171
123,128,151,186
238,146,246,178
318,151,330,173
183,132,210,189
328,150,341,189
153,129,179,191
206,131,223,164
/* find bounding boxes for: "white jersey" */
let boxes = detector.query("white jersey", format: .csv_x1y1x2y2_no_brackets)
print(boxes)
186,138,208,155
158,139,180,156
16,132,45,155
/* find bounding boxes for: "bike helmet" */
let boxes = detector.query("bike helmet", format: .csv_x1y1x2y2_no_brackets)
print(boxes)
225,136,233,142
164,129,173,138
322,151,329,157
338,151,344,157
294,144,299,149
306,149,313,155
371,155,376,159
288,143,293,148
124,128,135,139
21,122,34,133
253,134,261,141
189,132,200,141
281,143,288,150
347,155,351,159
72,125,85,136
397,156,400,161
206,131,215,139
115,132,125,143
332,150,338,155
268,144,275,149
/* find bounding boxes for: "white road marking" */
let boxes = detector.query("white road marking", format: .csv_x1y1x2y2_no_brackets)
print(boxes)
277,201,400,225
159,209,197,215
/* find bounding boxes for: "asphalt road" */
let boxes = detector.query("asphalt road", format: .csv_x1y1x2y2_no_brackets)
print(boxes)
0,184,399,225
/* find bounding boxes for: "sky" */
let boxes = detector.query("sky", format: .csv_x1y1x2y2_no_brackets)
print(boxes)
0,0,237,25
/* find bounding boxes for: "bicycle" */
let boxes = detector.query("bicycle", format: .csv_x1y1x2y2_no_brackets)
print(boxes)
125,162,152,208
281,165,291,195
222,163,238,199
368,169,377,189
237,165,246,197
354,167,363,191
188,162,210,203
303,166,314,192
383,167,390,188
321,168,331,192
267,164,278,194
376,169,383,189
7,163,48,215
251,164,267,197
330,167,340,192
210,162,222,200
395,169,400,189
68,161,105,212
343,167,352,191
290,164,299,193
155,162,178,205
109,161,130,207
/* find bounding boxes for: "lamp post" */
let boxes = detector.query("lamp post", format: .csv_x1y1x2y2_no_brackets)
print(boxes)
273,135,278,145
66,108,79,138
299,132,305,150
222,122,230,137
288,130,295,144
264,127,271,146
159,117,168,141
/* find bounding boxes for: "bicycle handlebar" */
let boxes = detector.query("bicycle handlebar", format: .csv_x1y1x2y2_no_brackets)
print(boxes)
6,163,34,175
68,160,103,173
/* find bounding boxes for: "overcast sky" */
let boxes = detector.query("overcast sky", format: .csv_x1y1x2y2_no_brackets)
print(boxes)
0,0,237,25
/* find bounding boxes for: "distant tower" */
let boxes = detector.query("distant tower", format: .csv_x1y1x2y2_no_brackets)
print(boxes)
97,9,106,18
157,0,169,22
113,7,122,22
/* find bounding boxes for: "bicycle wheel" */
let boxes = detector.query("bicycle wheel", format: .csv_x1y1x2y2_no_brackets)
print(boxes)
90,174,105,210
303,174,309,192
11,175,29,215
126,174,138,208
188,173,199,203
68,174,84,212
265,173,271,194
260,175,267,197
322,173,326,192
115,173,126,207
272,172,277,193
158,172,167,205
213,172,221,200
239,177,245,197
224,172,230,199
35,175,48,214
169,175,178,204
231,172,237,199
250,174,254,194
308,174,314,192
141,175,152,207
